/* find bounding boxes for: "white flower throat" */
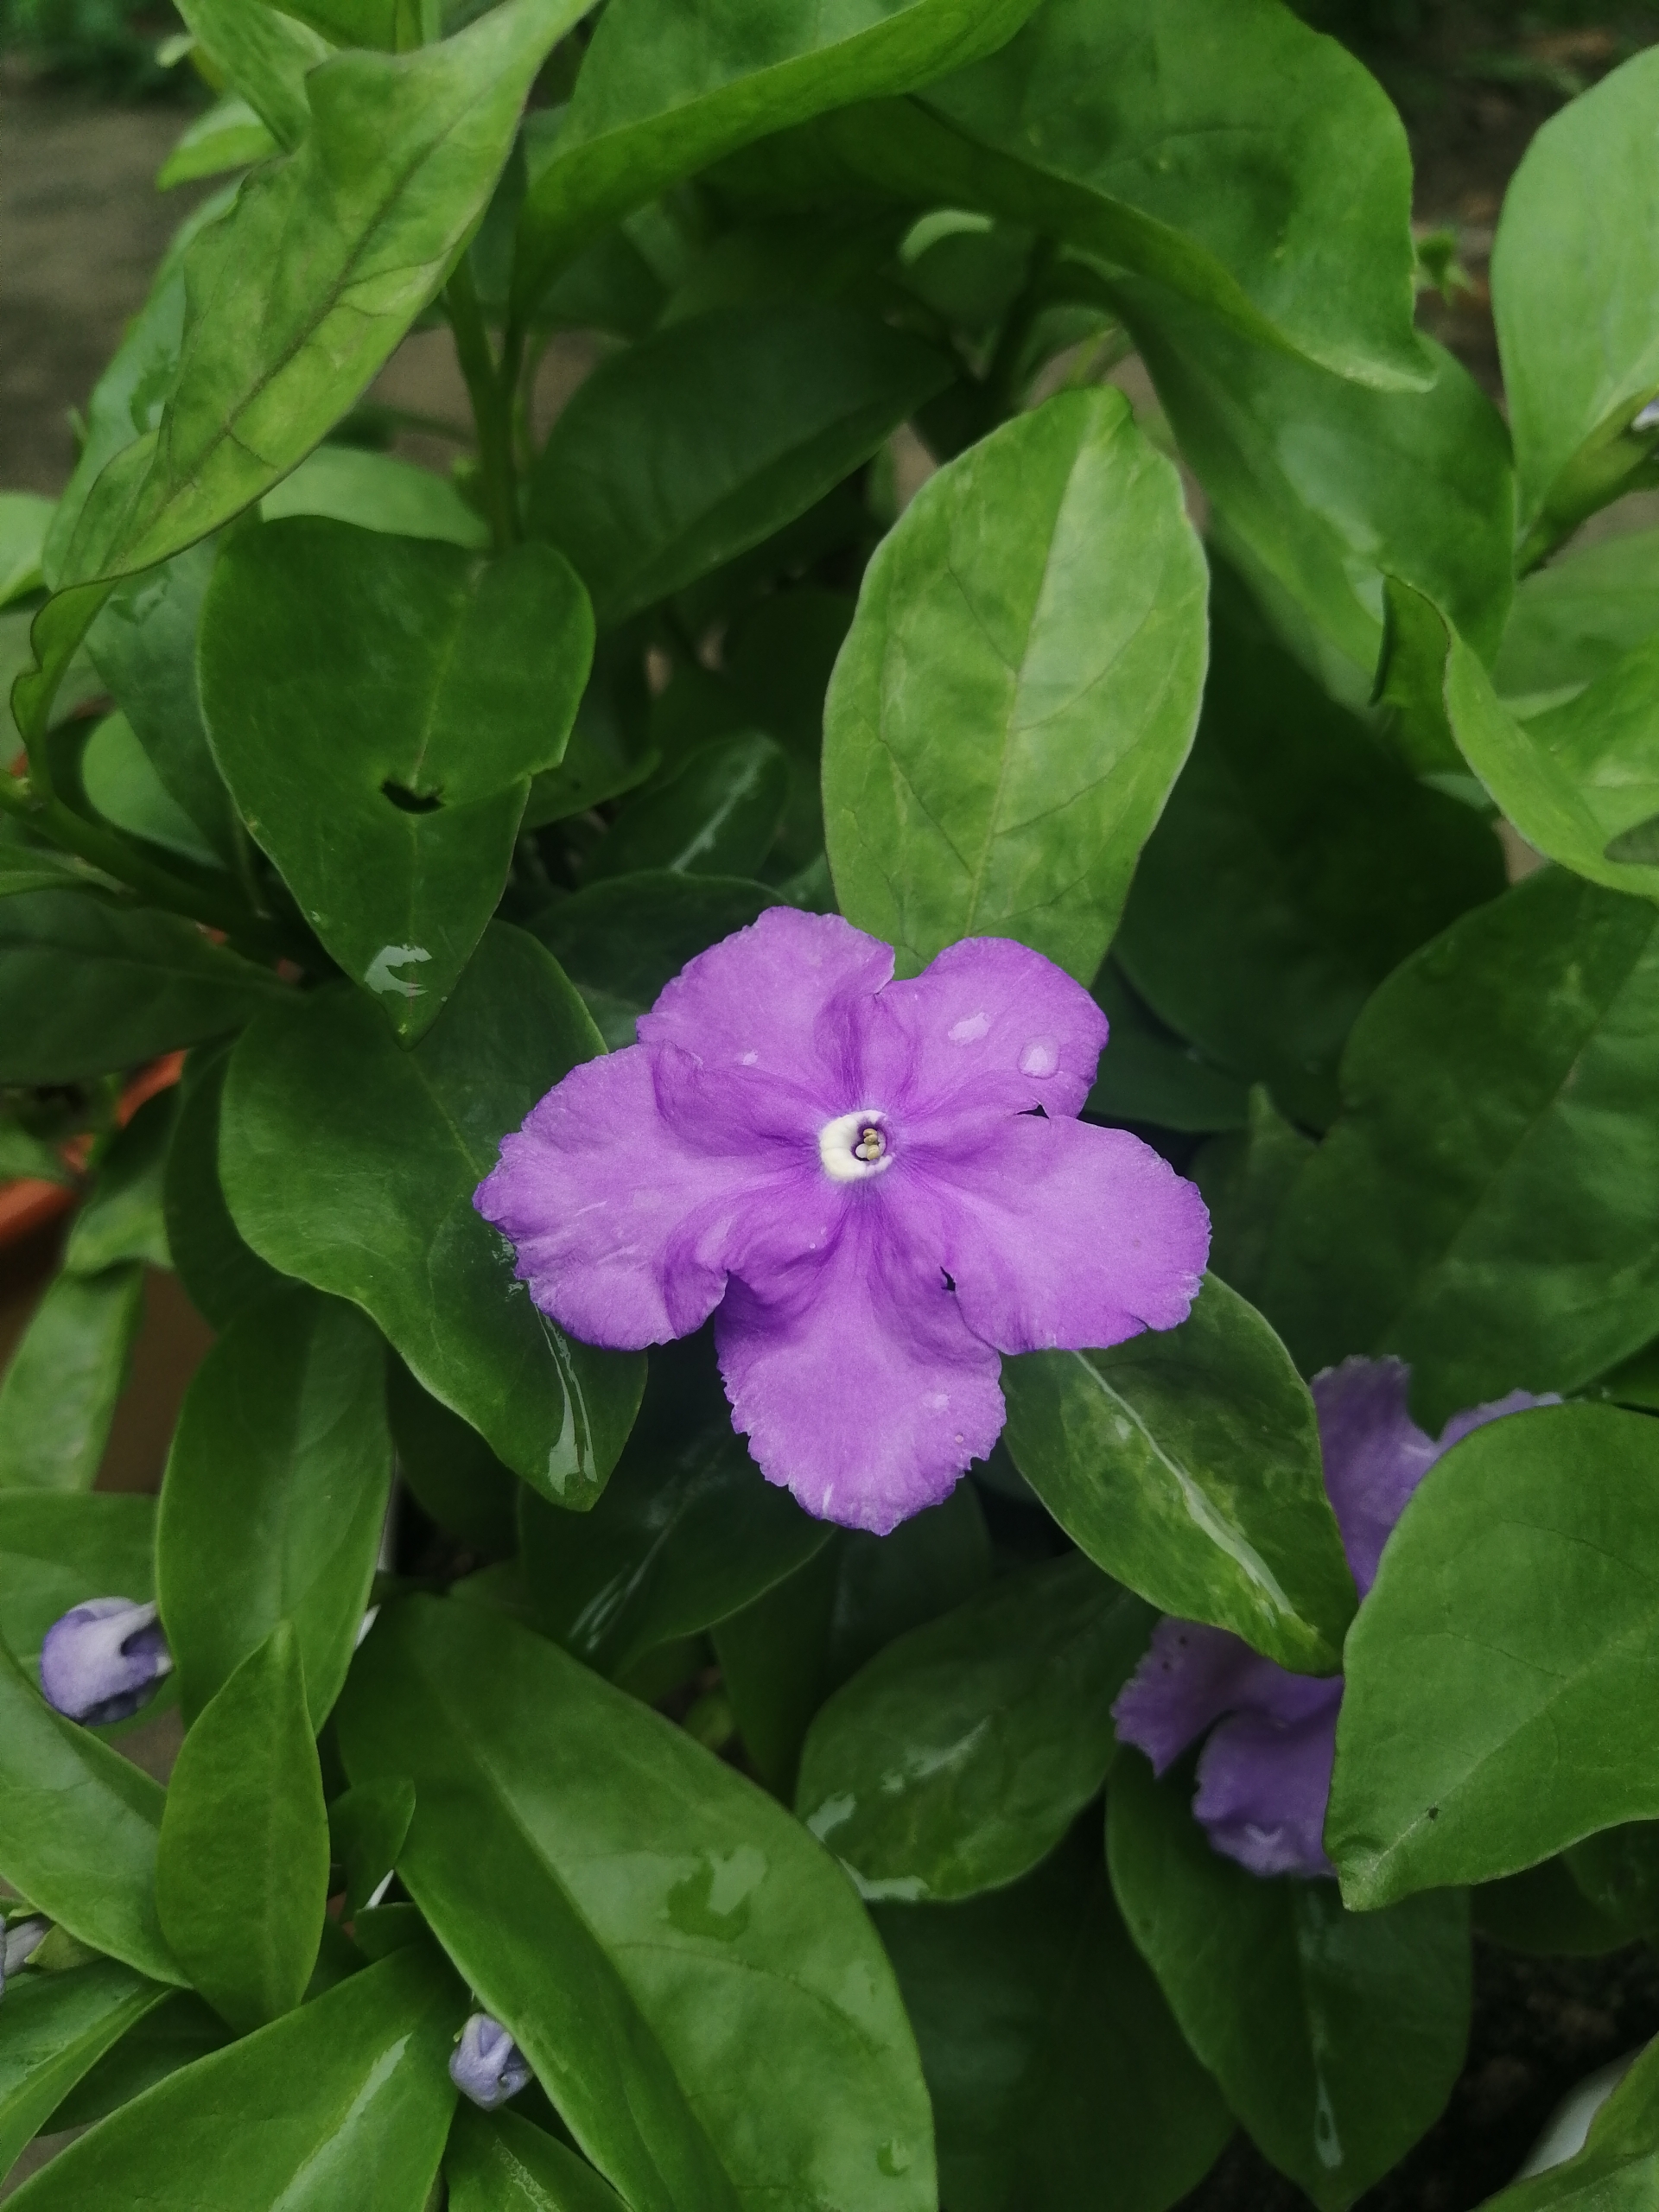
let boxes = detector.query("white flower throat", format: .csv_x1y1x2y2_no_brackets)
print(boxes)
820,1109,893,1182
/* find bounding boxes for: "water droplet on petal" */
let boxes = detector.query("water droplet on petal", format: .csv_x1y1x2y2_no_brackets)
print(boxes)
949,1012,990,1044
1020,1036,1058,1077
741,1050,759,1065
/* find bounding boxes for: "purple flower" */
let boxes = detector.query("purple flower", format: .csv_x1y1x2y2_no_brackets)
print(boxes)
39,1599,172,1726
0,1916,48,1999
1112,1358,1555,1878
450,2012,531,2108
477,910,1208,1534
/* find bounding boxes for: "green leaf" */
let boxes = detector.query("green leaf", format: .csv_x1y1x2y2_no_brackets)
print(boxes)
1478,2031,1659,2209
0,891,284,1085
0,493,54,608
219,923,645,1504
588,737,789,884
518,1335,830,1679
1086,964,1250,1136
86,541,240,868
0,1637,181,1984
1382,577,1659,906
529,303,948,625
1328,1402,1659,1909
59,0,590,588
1495,527,1659,715
797,1554,1150,1901
262,445,490,548
874,1826,1232,2212
1116,296,1512,711
156,1622,330,2033
1192,1087,1316,1312
1472,1855,1656,1961
339,1596,935,2212
446,2106,631,2212
1003,1274,1354,1673
386,1356,518,1556
1491,46,1659,560
79,712,222,869
0,847,122,901
175,0,329,150
280,0,428,49
157,1288,392,1725
528,873,778,1050
512,0,1039,314
162,1043,289,1330
0,1961,168,2180
66,1090,176,1276
44,1990,228,2133
825,385,1206,981
0,1264,146,1493
722,587,855,871
0,1492,155,1673
715,1484,992,1798
1108,1751,1470,2212
1116,581,1506,1128
157,95,278,190
3,1948,458,2212
200,518,592,1040
1262,871,1659,1425
329,1777,416,1921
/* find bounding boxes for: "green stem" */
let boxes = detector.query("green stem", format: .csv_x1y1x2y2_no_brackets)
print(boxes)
445,257,519,552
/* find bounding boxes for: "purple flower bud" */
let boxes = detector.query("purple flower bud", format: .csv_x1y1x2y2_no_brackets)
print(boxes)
39,1599,172,1726
449,2012,531,2109
0,1916,48,1999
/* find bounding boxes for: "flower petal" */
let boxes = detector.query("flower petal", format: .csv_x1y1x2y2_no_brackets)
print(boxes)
859,936,1109,1123
1311,1357,1438,1596
1112,1616,1295,1775
904,1113,1207,1355
476,1046,812,1349
1192,1683,1344,1878
715,1199,1004,1535
639,906,893,1109
1436,1388,1560,1456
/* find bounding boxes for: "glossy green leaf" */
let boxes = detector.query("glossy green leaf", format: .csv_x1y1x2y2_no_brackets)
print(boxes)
722,587,854,870
156,1623,330,2032
1262,871,1659,1424
79,712,221,869
0,1263,145,1493
1479,2030,1659,2209
1495,527,1659,715
0,1636,181,1983
339,1595,935,2212
1003,1274,1353,1672
86,540,240,868
588,737,789,884
825,385,1206,981
797,1553,1150,1901
0,1961,168,2179
1192,1088,1316,1312
1491,46,1659,558
1328,1404,1659,1910
66,1090,176,1276
512,0,1039,314
5,1947,458,2212
518,1335,830,1679
447,2106,631,2212
0,890,284,1085
219,924,645,1504
386,1355,518,1556
1116,582,1506,1128
157,1287,392,1724
157,95,278,189
1085,964,1250,1136
262,445,489,548
715,1484,992,1798
0,493,54,608
1118,295,1512,710
1472,1856,1656,1961
874,1827,1232,2212
1109,1751,1470,2212
44,1990,229,2133
0,1492,154,1673
200,518,592,1040
528,873,778,1049
0,846,122,900
330,1777,416,1921
59,0,588,588
162,1043,289,1330
175,0,329,150
281,0,427,49
1383,578,1659,906
529,304,948,625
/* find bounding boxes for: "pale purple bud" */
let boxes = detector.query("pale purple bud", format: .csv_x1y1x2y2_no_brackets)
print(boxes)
1634,397,1659,433
449,2012,531,2108
39,1599,172,1726
0,1916,48,1998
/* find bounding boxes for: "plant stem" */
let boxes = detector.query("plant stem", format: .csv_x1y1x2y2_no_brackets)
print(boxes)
445,257,520,552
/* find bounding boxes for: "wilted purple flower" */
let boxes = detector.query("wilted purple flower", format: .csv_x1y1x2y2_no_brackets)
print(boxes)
1112,1358,1555,1878
478,910,1208,1534
0,1916,48,1998
39,1599,172,1726
450,2012,531,2108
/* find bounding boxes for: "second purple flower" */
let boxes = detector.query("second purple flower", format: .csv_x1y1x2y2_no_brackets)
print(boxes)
477,908,1209,1534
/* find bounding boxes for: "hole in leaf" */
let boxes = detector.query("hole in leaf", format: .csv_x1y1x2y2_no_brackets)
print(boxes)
382,779,442,815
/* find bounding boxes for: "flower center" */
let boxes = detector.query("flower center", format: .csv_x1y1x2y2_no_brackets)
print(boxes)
819,1108,893,1182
